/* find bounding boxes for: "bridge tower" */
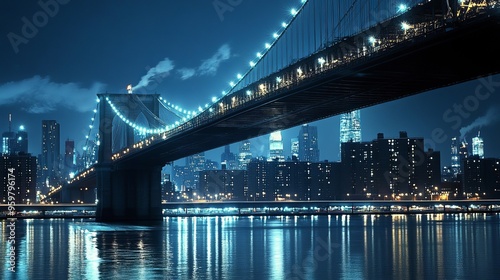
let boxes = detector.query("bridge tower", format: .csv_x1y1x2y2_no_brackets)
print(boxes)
95,93,163,222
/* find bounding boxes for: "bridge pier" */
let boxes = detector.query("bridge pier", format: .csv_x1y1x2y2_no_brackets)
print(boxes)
95,164,162,222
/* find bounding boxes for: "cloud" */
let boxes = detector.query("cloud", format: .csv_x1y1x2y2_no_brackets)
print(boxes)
178,44,231,80
460,106,500,140
132,58,175,92
131,44,231,87
177,68,196,80
198,44,231,76
0,76,106,113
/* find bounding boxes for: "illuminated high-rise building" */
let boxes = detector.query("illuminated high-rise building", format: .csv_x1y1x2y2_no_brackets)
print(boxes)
451,137,460,176
16,125,28,154
291,138,299,160
339,131,440,200
472,132,484,159
298,124,319,162
238,140,252,170
1,114,27,155
40,120,60,193
339,110,361,157
459,140,469,174
1,153,37,204
269,131,284,162
187,152,206,189
221,145,238,170
2,133,15,155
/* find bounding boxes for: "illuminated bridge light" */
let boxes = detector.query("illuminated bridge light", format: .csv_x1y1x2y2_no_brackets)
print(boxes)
273,32,279,39
249,61,256,67
246,90,252,96
297,67,303,75
265,43,271,49
282,22,287,28
401,21,411,31
276,76,282,83
257,52,262,58
368,36,376,46
229,81,235,87
237,73,243,79
290,8,297,16
398,4,408,13
318,57,326,66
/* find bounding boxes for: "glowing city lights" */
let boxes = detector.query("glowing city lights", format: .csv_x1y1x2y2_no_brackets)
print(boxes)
318,57,326,67
401,21,411,31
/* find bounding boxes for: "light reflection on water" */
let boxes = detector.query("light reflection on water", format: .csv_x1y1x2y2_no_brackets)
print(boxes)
1,213,499,280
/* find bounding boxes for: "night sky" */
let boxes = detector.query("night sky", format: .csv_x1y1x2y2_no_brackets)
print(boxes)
1,0,499,168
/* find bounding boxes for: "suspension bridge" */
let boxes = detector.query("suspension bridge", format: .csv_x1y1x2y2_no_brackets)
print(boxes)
45,0,500,222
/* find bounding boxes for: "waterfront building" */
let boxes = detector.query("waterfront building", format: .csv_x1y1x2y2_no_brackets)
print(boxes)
339,131,441,200
0,153,37,204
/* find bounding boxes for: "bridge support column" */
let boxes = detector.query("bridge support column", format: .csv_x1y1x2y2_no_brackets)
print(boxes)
95,164,162,222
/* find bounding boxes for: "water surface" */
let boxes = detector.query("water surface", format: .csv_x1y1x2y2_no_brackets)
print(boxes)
1,213,499,279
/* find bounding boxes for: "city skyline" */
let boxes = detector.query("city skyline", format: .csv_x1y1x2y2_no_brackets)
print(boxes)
0,111,498,170
1,1,500,169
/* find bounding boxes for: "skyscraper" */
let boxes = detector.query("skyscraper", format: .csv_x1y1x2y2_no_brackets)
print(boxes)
459,140,469,173
2,131,15,155
339,131,441,200
298,124,319,162
238,140,252,170
269,131,284,162
221,145,237,170
291,138,299,160
451,137,460,176
472,132,484,159
1,153,37,204
187,152,206,189
339,110,361,158
40,120,60,193
1,114,27,155
16,125,28,154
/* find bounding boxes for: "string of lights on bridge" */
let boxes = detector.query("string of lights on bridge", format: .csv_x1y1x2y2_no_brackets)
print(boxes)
78,0,493,165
